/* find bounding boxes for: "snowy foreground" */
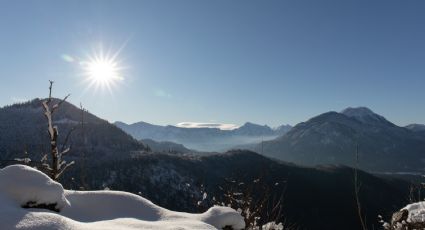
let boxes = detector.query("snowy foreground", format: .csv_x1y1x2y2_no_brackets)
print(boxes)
384,201,425,229
0,165,245,230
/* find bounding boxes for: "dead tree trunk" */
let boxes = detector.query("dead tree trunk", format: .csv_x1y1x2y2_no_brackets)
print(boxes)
41,80,74,181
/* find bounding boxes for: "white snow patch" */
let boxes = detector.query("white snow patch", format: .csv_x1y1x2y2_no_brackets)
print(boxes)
0,165,69,210
403,201,425,223
262,221,284,230
0,165,245,230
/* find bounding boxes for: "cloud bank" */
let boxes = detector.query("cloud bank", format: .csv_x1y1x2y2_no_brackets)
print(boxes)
176,122,239,130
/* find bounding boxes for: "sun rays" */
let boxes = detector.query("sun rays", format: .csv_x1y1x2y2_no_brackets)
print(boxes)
80,44,126,95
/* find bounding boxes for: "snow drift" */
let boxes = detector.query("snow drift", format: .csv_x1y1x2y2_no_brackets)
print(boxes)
0,165,245,230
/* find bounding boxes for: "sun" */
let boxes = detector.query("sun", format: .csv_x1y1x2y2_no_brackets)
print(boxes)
86,57,119,84
81,47,125,93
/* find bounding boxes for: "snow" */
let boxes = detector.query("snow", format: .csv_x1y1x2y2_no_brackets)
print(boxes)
403,201,425,223
341,107,376,118
0,165,245,230
341,106,387,124
262,221,284,230
0,165,69,210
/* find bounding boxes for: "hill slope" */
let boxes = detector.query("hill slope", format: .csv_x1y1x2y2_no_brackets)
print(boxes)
0,98,146,162
63,150,410,230
250,107,425,172
141,138,193,153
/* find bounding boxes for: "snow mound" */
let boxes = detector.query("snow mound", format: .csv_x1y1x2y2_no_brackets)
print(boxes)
0,165,245,230
196,206,246,229
0,165,69,210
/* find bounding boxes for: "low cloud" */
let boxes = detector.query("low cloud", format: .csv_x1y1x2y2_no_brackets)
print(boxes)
176,122,239,130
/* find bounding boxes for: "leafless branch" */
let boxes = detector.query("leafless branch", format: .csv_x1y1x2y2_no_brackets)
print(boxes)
40,81,74,181
52,94,70,114
354,144,368,230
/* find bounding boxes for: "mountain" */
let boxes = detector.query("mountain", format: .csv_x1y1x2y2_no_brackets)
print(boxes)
60,150,411,230
232,122,274,136
0,98,146,162
114,121,292,152
0,100,416,229
249,107,425,172
141,138,193,154
274,124,292,135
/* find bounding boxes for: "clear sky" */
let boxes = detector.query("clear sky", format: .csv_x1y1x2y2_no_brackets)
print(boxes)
0,0,424,127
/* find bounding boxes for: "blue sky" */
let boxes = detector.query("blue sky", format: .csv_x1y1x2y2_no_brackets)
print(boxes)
0,0,424,127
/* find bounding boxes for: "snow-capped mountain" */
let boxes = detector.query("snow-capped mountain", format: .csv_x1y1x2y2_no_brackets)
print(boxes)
232,122,274,136
0,100,417,229
115,121,292,152
341,106,394,126
273,124,293,135
249,107,425,172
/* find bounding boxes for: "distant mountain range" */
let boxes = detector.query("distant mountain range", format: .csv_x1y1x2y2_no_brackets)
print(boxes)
0,99,420,229
248,107,425,172
2,99,425,173
114,121,292,152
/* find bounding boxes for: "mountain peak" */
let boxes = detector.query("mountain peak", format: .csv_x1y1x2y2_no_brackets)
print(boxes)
232,122,274,136
241,122,267,128
341,107,393,126
341,107,376,117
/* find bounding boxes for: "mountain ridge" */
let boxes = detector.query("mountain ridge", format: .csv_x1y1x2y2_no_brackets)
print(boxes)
249,107,425,172
115,120,292,152
0,98,147,161
406,123,425,132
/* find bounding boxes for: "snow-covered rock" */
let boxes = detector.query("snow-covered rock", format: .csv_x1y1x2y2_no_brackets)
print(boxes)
386,201,425,230
403,201,425,224
262,221,284,230
0,165,245,230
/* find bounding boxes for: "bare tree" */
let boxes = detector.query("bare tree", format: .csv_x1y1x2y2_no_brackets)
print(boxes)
197,172,294,230
40,80,74,181
354,144,367,230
